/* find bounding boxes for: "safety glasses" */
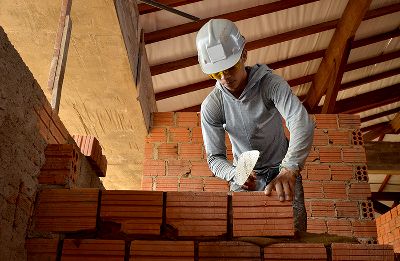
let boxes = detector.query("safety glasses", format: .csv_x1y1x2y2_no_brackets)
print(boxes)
208,59,242,79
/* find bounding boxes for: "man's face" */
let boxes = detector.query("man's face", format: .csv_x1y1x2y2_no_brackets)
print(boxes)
208,50,248,96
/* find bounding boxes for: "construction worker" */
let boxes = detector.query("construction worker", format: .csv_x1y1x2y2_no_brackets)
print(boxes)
196,19,314,234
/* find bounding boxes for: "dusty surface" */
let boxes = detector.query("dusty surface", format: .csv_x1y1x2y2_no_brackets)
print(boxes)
1,0,148,189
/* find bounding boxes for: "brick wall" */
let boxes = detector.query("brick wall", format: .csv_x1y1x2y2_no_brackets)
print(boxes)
376,204,400,253
26,188,396,260
0,26,104,260
142,112,377,242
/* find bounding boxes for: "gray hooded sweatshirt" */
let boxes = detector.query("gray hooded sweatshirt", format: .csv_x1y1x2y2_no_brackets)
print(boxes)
200,64,314,184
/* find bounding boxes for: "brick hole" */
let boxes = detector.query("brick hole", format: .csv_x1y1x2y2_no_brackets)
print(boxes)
355,165,368,182
360,200,374,220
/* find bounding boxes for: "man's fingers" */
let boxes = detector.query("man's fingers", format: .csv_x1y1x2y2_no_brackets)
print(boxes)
275,181,284,202
282,181,292,201
241,184,249,190
264,182,273,195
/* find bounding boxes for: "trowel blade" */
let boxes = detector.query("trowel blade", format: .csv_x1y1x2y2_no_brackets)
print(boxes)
235,150,260,186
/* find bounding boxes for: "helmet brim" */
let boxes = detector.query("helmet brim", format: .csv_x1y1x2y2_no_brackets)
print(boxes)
199,48,243,75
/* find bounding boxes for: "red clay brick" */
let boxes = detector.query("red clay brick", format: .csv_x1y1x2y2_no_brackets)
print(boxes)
328,130,351,145
331,243,394,261
34,189,98,232
155,176,179,191
309,201,336,217
342,147,367,163
331,165,353,181
354,165,369,182
315,114,338,129
360,201,374,219
153,112,174,127
166,160,190,176
327,219,352,237
157,143,178,160
130,240,194,260
203,177,229,192
144,143,154,160
100,190,163,235
323,182,347,199
143,159,165,176
191,161,213,177
307,219,327,234
176,112,199,127
337,114,361,129
306,165,330,180
319,147,342,163
199,241,260,260
351,129,364,146
352,220,378,238
264,243,327,260
348,182,371,200
26,239,58,261
335,201,359,218
303,181,324,199
62,239,125,260
145,127,167,142
179,177,204,191
168,127,190,142
306,147,320,163
313,129,329,146
141,177,153,191
191,127,203,143
179,143,203,160
166,192,227,236
232,192,294,237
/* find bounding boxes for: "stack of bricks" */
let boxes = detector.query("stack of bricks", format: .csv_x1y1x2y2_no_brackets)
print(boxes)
26,188,395,260
38,144,80,185
142,112,377,243
376,204,400,253
142,112,229,192
72,135,107,177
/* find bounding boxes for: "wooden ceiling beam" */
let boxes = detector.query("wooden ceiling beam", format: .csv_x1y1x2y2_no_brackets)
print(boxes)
365,141,400,174
345,49,400,72
150,6,400,76
138,0,202,15
390,112,400,133
144,0,319,44
331,83,400,114
341,67,400,90
370,192,400,200
361,107,400,123
378,175,391,192
304,0,372,111
362,122,393,142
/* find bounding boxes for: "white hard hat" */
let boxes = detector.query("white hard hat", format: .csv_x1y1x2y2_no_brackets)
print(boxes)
196,19,246,74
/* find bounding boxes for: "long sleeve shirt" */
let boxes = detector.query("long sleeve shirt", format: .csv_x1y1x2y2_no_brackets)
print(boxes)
200,64,314,184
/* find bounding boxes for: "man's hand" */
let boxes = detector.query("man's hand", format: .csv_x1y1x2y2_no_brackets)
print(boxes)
241,171,257,191
264,168,298,202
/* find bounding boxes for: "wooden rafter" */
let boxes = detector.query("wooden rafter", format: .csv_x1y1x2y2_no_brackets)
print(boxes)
361,107,400,123
363,123,394,142
144,0,319,44
332,83,400,114
138,0,202,15
378,175,391,192
365,141,400,175
390,112,400,133
149,4,400,75
370,192,400,200
304,0,372,111
341,67,400,90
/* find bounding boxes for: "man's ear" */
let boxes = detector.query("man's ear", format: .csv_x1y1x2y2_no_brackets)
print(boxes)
242,49,247,63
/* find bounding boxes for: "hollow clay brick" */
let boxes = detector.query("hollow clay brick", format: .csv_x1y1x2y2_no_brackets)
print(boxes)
337,114,361,129
314,114,338,129
62,239,125,260
143,159,165,176
176,112,199,127
26,238,58,261
168,127,190,143
342,147,367,163
199,241,260,260
232,191,294,237
166,192,227,237
179,143,203,160
131,240,194,260
331,165,353,181
313,129,329,146
145,127,167,143
331,243,394,261
264,243,326,260
191,127,203,143
328,130,351,145
34,189,98,232
166,160,190,176
306,165,330,180
179,177,204,191
158,143,178,160
153,112,174,127
100,190,163,235
318,147,342,163
203,177,229,192
191,161,213,177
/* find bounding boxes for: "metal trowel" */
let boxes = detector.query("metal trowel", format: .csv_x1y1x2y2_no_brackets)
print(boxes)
234,150,260,186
